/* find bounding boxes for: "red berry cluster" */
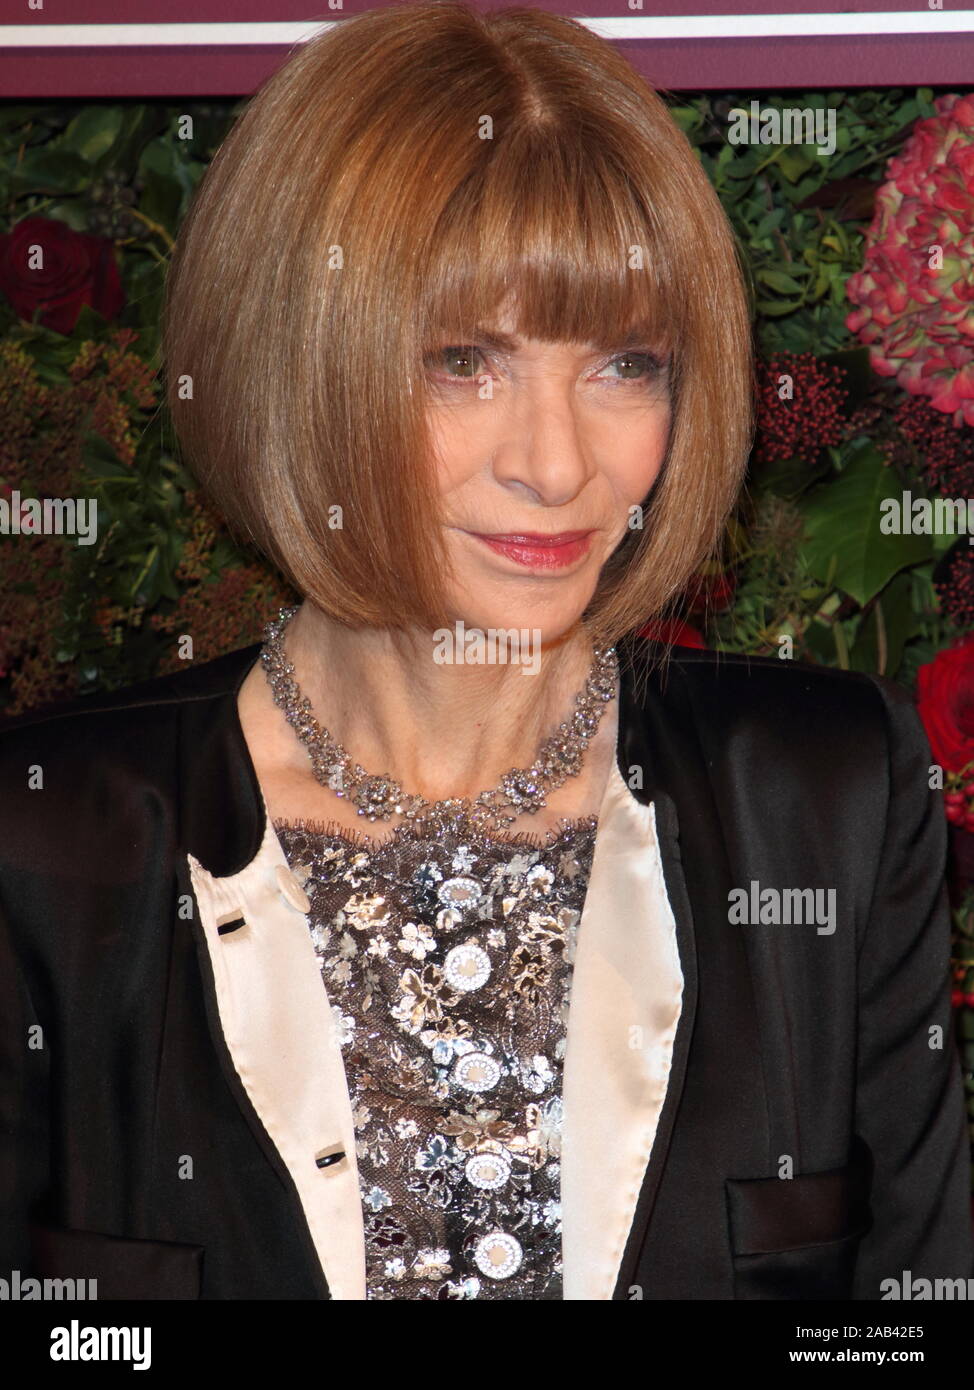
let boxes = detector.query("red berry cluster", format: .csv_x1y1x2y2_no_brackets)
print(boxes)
935,545,974,630
897,395,974,498
752,352,848,466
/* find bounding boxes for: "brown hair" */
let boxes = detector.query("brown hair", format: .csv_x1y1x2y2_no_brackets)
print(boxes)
163,0,754,662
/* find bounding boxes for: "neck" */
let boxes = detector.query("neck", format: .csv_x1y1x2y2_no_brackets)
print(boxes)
279,600,611,805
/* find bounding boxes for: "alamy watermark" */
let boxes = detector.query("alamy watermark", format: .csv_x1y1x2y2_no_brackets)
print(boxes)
432,621,541,675
50,1320,150,1371
727,100,837,157
881,1270,974,1299
880,491,974,540
0,490,98,545
728,880,836,935
1,1268,97,1299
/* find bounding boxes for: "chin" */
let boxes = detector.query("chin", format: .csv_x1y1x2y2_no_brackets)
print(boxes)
435,592,592,657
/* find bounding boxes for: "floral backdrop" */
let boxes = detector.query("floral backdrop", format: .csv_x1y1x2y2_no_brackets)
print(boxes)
0,89,972,1186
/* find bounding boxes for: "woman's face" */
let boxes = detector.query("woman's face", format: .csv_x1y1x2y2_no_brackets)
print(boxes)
426,304,672,646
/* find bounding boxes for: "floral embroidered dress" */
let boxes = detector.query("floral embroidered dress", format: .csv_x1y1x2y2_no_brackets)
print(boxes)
273,814,599,1300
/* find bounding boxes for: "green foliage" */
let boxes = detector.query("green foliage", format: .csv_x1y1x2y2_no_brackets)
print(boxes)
0,99,288,713
798,439,933,606
671,88,941,356
0,86,970,703
664,87,973,685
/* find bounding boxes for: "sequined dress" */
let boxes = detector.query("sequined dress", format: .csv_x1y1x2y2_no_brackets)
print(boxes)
273,813,599,1300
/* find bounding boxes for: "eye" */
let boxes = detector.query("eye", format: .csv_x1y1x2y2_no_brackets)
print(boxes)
424,346,488,381
598,351,667,385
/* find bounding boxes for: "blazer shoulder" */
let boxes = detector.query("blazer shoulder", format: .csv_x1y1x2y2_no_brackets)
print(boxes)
0,642,261,747
0,642,262,825
629,639,913,753
639,639,905,722
0,643,263,875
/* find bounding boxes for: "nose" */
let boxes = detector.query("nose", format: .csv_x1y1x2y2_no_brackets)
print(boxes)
489,372,597,507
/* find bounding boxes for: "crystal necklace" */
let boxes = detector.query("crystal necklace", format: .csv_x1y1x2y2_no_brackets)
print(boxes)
259,604,619,837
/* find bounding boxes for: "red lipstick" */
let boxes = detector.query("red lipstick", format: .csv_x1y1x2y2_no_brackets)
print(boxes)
467,529,595,570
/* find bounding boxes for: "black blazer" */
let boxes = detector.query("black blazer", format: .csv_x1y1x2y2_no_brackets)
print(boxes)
0,635,970,1299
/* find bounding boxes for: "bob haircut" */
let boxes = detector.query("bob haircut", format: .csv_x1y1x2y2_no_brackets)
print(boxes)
163,0,754,663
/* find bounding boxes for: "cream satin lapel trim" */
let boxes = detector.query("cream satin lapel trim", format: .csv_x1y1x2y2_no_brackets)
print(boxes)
561,757,685,1300
187,802,366,1300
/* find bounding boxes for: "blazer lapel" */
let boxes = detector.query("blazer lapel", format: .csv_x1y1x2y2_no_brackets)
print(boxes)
606,639,704,1296
611,641,773,1297
186,796,367,1299
175,644,367,1299
560,757,686,1298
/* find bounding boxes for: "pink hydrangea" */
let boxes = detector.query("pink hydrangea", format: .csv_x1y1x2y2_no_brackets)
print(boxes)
845,93,974,428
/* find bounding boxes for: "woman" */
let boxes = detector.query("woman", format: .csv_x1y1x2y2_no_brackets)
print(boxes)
0,1,970,1302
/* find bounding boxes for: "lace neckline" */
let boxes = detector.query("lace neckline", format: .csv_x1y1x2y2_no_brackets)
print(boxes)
271,813,599,853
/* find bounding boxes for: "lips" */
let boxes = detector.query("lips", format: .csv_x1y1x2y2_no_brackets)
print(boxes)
476,530,592,546
467,529,595,570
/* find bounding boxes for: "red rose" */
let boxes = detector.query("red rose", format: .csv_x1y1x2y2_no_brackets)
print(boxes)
637,617,706,649
0,215,125,335
916,635,974,776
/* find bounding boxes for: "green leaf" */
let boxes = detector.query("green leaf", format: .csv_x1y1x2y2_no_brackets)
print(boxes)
756,268,805,294
753,208,785,239
138,139,185,235
119,255,164,356
802,614,841,665
931,528,957,558
916,88,937,119
98,105,159,172
748,449,832,500
755,299,802,317
60,108,125,164
73,301,120,339
848,572,918,677
7,148,90,194
0,106,45,132
17,334,75,383
33,201,92,233
799,442,934,604
82,430,131,479
776,145,818,182
667,105,701,131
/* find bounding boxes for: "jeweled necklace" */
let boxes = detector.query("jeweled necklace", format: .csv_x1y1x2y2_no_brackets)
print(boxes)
259,604,619,837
